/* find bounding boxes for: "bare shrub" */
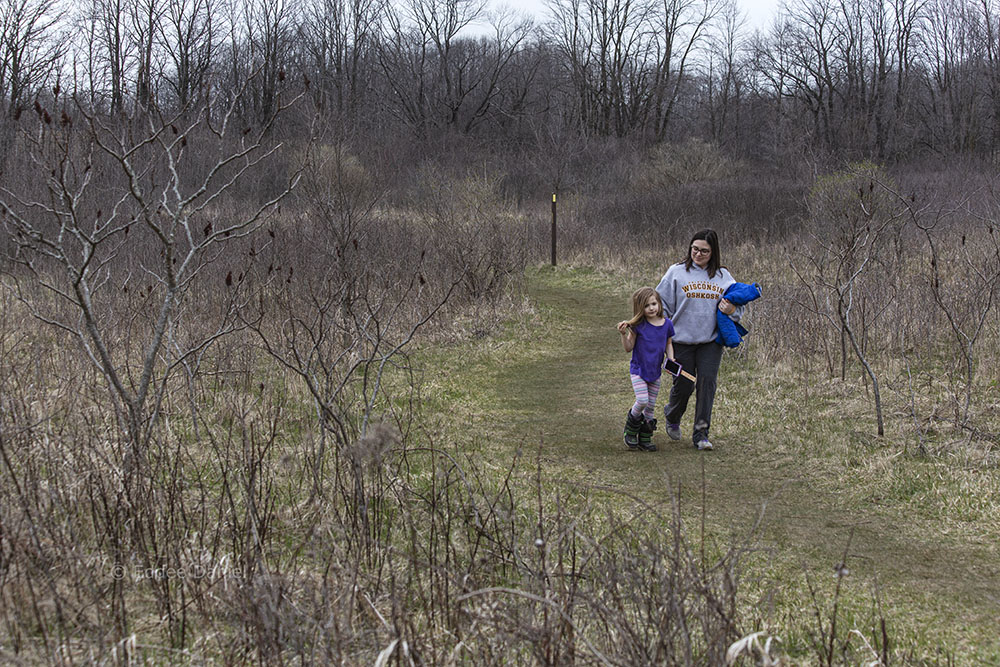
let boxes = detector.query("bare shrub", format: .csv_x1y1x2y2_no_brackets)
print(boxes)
411,165,530,309
4,88,982,667
0,297,769,663
635,138,743,188
722,162,1000,459
562,148,808,263
882,185,1000,457
791,162,908,435
0,80,307,656
0,89,301,459
801,532,892,667
352,449,755,665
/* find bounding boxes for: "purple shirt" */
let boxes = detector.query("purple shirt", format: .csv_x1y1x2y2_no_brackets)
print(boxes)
629,318,675,383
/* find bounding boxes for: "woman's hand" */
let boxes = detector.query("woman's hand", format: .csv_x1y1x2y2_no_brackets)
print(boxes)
718,298,735,316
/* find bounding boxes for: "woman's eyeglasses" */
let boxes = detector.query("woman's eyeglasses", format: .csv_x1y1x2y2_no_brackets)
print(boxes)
690,246,711,255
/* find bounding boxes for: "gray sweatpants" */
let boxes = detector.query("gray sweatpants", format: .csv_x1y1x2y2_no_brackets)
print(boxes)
664,342,724,445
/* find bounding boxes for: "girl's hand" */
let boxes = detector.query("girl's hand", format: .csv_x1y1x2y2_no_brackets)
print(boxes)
617,321,631,335
718,298,735,315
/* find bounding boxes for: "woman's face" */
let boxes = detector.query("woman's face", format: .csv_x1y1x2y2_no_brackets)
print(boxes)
690,239,712,268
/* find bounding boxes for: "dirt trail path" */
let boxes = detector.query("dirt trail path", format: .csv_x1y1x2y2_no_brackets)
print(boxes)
474,267,999,659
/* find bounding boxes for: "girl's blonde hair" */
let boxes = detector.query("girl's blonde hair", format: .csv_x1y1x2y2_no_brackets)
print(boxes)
627,287,662,327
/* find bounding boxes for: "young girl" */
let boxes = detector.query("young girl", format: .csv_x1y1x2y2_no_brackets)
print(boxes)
617,287,676,451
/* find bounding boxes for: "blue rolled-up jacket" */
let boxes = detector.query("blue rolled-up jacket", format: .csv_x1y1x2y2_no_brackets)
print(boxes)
716,282,762,348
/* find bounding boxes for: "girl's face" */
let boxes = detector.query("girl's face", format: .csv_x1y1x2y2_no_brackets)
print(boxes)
644,295,660,319
690,240,712,268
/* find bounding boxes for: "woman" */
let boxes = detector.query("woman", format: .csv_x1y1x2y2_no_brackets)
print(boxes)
654,229,740,451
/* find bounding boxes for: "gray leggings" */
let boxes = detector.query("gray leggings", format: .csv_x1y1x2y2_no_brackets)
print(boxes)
664,342,724,444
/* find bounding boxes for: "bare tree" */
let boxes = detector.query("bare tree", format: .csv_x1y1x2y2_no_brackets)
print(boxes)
545,0,718,139
908,195,1000,430
297,0,386,119
82,0,131,112
792,164,905,436
923,0,981,151
160,0,217,109
546,0,657,136
454,10,538,133
975,0,1000,156
747,15,802,152
220,0,298,123
130,0,166,110
703,0,748,146
889,0,925,153
378,0,543,134
774,0,841,148
0,86,303,471
0,0,65,118
650,0,719,140
747,0,929,155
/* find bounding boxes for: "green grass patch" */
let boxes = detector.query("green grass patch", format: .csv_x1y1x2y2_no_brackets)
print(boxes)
413,263,1000,664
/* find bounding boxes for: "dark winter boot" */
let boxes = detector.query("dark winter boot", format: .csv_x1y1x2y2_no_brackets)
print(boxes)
623,411,643,449
638,417,657,452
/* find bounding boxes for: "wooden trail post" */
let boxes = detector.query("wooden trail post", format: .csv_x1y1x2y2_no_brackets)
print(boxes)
551,192,557,266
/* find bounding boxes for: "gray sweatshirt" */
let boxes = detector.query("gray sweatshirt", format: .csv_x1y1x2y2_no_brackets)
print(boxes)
654,263,740,344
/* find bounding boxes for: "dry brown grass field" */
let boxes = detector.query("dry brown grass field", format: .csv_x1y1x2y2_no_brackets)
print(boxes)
2,145,999,664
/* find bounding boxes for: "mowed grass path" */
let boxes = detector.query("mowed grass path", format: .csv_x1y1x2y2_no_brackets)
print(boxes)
434,265,999,662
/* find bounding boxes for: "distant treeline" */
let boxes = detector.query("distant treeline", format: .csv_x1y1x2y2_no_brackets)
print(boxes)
4,0,1000,162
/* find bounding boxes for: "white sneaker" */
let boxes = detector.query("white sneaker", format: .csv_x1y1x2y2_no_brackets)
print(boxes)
696,439,714,451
